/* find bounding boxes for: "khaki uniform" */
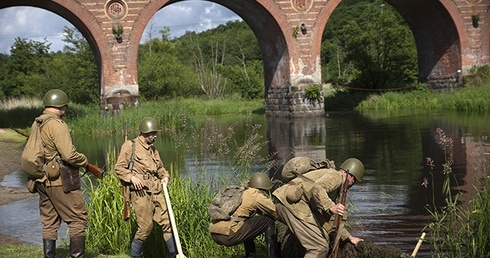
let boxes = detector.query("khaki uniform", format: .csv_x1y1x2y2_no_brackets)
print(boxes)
115,137,171,241
273,168,350,257
209,188,277,235
32,111,88,240
209,188,277,248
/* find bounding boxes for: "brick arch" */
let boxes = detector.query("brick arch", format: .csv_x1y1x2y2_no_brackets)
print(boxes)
0,0,111,102
314,0,466,87
127,0,292,96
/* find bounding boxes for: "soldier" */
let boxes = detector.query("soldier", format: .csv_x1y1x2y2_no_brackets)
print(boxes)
115,117,176,258
209,172,280,258
28,89,89,258
273,158,365,258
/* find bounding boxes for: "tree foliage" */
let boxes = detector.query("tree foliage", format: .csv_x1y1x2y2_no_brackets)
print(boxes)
322,0,417,89
0,5,419,103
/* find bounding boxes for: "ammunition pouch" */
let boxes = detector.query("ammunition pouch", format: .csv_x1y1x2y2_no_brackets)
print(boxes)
44,158,62,180
60,164,80,193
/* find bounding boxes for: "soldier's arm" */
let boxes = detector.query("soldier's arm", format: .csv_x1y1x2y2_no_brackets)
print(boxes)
51,121,87,167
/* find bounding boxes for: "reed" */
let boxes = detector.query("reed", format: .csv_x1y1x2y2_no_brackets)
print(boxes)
356,85,490,112
84,114,272,257
85,155,247,257
423,128,490,258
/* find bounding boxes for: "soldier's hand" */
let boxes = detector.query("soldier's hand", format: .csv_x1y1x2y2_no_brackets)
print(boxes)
348,235,364,246
131,176,144,190
330,203,346,216
161,176,170,186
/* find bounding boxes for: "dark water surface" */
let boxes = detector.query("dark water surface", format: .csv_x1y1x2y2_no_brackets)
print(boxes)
1,110,489,257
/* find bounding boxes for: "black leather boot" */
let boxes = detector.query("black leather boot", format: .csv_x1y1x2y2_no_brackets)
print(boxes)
165,235,177,258
70,236,85,258
244,239,257,258
131,239,145,258
43,239,56,258
265,224,281,258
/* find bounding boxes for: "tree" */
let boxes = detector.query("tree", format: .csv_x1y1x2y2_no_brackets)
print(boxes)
138,30,200,99
0,37,52,98
58,27,99,104
322,0,417,89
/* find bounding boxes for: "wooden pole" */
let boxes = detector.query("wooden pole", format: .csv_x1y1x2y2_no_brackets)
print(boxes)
163,184,187,258
411,232,426,257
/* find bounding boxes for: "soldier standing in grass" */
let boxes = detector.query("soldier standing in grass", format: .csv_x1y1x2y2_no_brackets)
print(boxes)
209,172,280,258
115,117,176,258
28,89,89,258
273,158,365,258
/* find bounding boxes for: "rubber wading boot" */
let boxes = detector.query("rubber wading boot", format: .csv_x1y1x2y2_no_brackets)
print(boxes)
265,224,281,258
43,239,56,258
165,235,177,258
244,239,257,258
70,236,85,258
131,239,145,258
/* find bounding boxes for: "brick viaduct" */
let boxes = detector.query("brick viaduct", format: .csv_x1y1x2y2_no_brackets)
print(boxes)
1,0,489,117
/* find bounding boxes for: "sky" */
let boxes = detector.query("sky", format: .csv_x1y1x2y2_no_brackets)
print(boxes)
0,1,241,54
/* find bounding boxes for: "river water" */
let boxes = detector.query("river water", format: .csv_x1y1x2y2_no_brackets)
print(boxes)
1,110,489,257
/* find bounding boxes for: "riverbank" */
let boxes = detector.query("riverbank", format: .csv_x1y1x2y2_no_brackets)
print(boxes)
0,128,34,245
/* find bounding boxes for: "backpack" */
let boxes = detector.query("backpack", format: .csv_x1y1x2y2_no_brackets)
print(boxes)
281,156,335,183
21,117,53,179
208,185,247,222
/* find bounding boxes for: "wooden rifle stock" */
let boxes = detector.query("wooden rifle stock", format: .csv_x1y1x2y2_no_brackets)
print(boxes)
330,172,349,258
122,184,131,221
86,163,104,179
15,128,104,179
122,121,132,221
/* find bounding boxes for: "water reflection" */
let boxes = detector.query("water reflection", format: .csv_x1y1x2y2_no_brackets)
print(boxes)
265,111,489,257
1,111,488,256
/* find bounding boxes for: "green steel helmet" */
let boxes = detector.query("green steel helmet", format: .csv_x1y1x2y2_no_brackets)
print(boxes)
249,173,272,191
43,89,69,107
340,158,365,182
139,117,161,133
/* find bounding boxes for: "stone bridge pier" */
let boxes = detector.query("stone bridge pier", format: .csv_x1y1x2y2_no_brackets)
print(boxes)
1,0,490,116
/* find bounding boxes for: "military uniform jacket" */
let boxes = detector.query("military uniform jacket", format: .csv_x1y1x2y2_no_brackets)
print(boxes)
36,111,88,186
273,168,351,241
209,188,277,236
115,137,169,193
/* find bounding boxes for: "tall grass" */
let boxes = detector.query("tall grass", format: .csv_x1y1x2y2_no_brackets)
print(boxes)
84,114,274,257
85,160,244,257
356,84,490,112
423,128,490,258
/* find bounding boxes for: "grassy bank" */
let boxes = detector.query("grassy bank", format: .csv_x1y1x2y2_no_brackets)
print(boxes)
0,97,264,132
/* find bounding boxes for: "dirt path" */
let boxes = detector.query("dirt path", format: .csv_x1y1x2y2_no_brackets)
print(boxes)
0,128,35,245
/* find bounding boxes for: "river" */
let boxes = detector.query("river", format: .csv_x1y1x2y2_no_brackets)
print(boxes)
1,110,489,257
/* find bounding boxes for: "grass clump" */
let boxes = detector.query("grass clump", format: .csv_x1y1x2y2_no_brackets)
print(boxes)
423,129,490,258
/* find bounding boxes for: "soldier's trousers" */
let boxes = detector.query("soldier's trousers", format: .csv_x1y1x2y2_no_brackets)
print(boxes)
36,182,87,240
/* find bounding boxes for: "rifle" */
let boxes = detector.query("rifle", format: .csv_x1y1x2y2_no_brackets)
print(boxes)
122,121,132,221
14,128,104,179
330,171,349,258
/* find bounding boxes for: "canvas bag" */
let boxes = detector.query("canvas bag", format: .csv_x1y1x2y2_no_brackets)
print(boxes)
281,156,335,183
21,117,53,179
208,185,247,222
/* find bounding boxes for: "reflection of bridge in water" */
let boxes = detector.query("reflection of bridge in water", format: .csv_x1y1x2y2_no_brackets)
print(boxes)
266,114,490,256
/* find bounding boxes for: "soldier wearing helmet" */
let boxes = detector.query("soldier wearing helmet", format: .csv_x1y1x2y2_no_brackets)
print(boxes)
27,89,89,258
273,157,365,257
115,117,176,258
210,172,280,258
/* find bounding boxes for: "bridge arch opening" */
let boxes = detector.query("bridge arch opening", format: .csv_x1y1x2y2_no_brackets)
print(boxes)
317,0,464,90
129,0,290,99
0,2,103,101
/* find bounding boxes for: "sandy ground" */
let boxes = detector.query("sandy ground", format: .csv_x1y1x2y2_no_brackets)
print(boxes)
0,128,36,245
